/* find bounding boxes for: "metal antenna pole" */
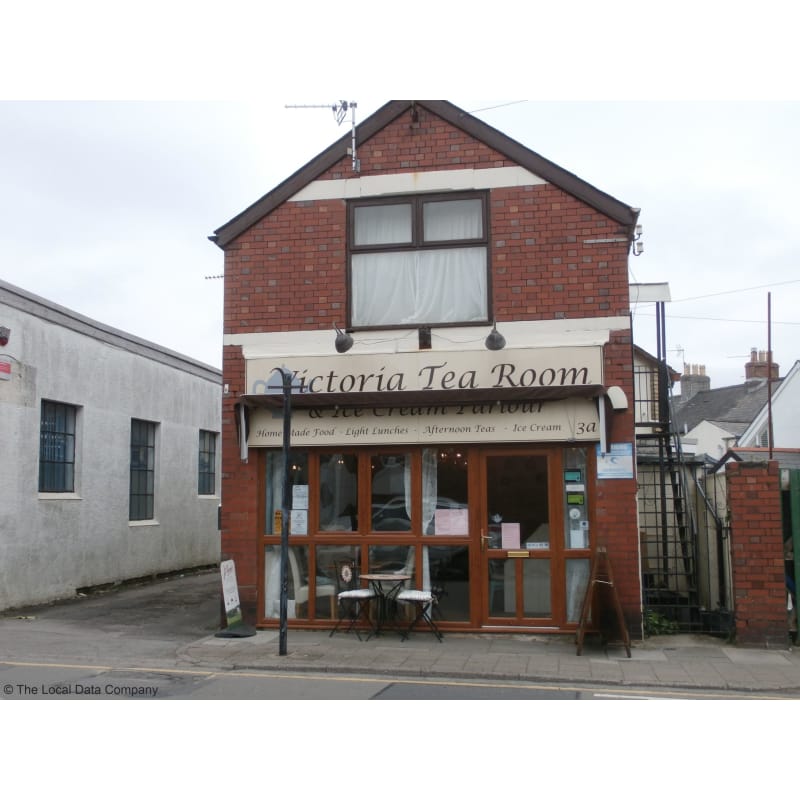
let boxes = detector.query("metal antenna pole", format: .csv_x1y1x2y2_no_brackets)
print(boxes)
285,100,360,172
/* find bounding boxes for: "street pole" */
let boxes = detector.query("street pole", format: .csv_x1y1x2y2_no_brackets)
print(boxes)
275,367,292,656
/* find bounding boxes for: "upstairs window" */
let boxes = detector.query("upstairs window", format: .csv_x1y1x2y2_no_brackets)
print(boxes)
349,193,489,327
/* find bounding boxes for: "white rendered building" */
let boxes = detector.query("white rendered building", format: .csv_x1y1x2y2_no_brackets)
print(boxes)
0,279,221,610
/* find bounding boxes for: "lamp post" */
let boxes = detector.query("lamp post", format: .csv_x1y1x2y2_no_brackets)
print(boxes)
270,366,294,656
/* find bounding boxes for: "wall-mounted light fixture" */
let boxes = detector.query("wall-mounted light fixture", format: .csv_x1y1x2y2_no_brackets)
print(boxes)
485,322,506,351
334,324,354,353
418,326,432,350
0,326,9,346
631,223,644,256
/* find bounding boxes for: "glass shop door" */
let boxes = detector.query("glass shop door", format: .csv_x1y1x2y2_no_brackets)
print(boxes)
479,451,558,625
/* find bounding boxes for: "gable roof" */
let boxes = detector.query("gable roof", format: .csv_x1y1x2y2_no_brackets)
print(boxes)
737,359,800,444
210,100,640,249
672,378,781,438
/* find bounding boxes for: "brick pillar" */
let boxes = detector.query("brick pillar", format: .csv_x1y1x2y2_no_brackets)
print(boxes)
727,460,786,646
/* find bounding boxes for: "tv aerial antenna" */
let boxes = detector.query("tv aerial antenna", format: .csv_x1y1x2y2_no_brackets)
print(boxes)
285,100,360,173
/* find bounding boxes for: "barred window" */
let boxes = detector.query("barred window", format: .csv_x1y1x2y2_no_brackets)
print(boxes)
198,430,217,495
39,401,77,492
130,419,156,521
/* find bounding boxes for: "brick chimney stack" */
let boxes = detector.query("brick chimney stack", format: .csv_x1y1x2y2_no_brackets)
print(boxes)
680,363,711,400
745,347,779,381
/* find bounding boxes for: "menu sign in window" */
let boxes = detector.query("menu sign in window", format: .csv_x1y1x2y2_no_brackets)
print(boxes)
434,508,469,535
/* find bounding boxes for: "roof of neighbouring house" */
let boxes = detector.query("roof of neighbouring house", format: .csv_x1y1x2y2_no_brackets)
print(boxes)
672,378,781,439
737,359,800,445
633,345,681,384
210,100,640,249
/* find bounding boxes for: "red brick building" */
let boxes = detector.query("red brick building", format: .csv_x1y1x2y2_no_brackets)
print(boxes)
211,100,642,636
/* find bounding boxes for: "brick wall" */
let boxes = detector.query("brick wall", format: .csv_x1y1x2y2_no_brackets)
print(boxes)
727,460,787,646
220,345,260,621
219,103,639,629
223,106,632,336
595,329,640,632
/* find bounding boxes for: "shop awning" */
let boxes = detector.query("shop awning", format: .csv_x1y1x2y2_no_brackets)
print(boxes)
238,383,607,410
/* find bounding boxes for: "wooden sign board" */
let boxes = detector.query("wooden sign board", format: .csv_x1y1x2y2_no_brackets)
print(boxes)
575,547,631,657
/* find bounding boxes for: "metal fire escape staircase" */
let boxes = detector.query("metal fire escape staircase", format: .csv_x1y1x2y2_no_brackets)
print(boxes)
636,360,702,629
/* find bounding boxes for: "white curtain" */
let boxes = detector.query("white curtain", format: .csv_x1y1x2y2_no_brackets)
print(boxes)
403,455,413,522
352,251,416,325
423,198,482,241
415,248,486,323
352,248,487,326
354,203,412,245
420,448,439,591
421,448,438,535
264,546,280,618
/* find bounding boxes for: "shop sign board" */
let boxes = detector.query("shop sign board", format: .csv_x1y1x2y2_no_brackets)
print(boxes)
246,346,603,399
248,396,601,447
220,559,243,627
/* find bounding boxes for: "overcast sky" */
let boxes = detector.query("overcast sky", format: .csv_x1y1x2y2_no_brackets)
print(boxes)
2,3,798,395
3,98,797,391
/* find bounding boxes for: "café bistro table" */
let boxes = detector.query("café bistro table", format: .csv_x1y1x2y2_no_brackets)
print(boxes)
359,573,411,638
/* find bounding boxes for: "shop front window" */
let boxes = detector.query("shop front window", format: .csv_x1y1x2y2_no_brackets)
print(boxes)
265,451,309,535
427,545,470,622
370,453,412,531
423,447,469,535
368,544,414,575
264,545,337,620
319,453,358,531
317,544,361,592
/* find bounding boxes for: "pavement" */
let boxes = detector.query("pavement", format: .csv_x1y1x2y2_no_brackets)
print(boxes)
4,567,800,696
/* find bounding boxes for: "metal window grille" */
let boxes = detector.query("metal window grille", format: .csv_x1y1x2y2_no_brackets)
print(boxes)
130,419,156,520
198,430,216,495
39,401,77,492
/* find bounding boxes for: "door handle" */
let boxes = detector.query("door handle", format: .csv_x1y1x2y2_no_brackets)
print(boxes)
481,529,491,552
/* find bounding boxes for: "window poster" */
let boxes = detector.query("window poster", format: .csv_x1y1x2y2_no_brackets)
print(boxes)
290,509,308,535
434,508,469,535
501,523,521,550
292,484,309,509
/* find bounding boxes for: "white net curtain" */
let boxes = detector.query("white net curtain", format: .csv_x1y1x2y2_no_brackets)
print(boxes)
352,198,488,326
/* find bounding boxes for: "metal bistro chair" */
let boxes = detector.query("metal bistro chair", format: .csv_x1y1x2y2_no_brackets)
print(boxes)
329,560,376,641
396,586,444,642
